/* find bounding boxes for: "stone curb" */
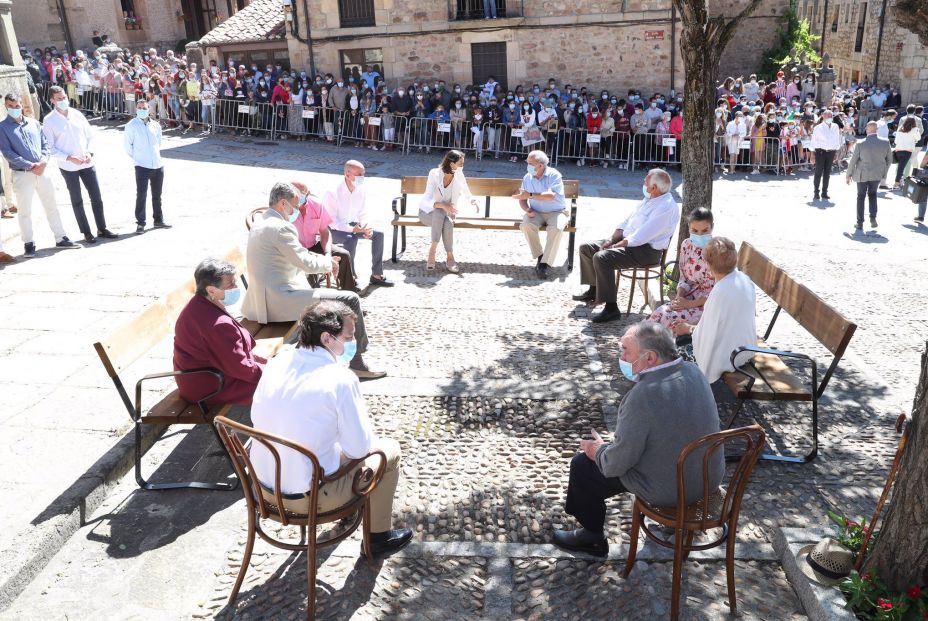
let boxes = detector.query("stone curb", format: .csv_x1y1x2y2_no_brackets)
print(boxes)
0,421,164,613
772,526,857,621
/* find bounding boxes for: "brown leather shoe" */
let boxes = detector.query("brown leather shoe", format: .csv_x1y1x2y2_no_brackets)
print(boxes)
349,355,387,380
0,251,16,263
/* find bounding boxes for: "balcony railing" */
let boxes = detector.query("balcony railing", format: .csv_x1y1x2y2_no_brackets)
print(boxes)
449,0,522,21
339,0,375,28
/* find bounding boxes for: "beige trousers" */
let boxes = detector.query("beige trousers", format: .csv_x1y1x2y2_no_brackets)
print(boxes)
11,169,67,244
520,209,566,265
262,438,401,533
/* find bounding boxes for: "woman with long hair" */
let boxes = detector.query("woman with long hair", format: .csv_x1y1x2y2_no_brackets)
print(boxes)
417,150,479,272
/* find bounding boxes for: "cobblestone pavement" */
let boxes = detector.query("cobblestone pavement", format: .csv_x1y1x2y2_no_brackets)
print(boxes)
1,122,926,619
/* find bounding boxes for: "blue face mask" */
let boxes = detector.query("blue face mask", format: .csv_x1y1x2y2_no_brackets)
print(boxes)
353,176,365,188
642,184,650,199
526,164,536,176
136,108,149,119
332,335,357,364
55,99,70,111
690,233,712,249
6,108,22,119
220,287,241,307
619,354,645,382
298,194,307,207
288,207,300,223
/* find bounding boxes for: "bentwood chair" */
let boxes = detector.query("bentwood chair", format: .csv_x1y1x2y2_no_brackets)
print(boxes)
616,247,668,314
213,416,386,620
622,424,766,621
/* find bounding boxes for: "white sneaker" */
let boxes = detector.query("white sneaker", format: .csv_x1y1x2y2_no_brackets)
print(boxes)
750,168,760,175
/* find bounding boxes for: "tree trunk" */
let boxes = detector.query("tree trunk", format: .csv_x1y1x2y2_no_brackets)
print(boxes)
672,0,764,250
861,342,928,590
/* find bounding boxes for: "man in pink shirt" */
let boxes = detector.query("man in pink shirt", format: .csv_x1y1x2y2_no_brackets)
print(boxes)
292,181,357,291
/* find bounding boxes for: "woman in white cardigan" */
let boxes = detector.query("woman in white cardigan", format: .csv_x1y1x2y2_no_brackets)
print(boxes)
418,150,479,272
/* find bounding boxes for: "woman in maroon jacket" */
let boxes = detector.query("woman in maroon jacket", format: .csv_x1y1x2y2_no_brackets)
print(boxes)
173,258,266,406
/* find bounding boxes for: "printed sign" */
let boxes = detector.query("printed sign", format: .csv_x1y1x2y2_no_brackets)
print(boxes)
662,137,677,147
368,116,381,126
739,139,751,150
586,134,601,144
301,108,315,119
645,30,665,41
510,128,524,138
238,104,254,114
124,93,136,102
437,122,451,133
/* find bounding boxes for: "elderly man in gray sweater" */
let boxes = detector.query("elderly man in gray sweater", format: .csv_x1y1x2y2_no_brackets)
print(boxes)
553,321,724,557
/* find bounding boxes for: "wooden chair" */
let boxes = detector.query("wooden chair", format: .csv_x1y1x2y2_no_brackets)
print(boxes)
213,416,386,620
616,247,668,315
622,424,766,621
246,206,332,289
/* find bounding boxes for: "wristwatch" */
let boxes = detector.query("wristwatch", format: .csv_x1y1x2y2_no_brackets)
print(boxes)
528,192,534,199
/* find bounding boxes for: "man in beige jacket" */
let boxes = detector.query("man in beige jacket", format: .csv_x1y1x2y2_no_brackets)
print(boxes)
242,182,385,379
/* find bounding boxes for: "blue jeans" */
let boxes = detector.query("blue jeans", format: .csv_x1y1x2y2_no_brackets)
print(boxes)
483,0,497,17
330,228,385,278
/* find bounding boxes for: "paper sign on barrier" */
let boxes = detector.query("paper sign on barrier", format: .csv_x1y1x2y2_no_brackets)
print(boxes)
510,128,524,138
662,137,677,147
302,109,315,119
238,104,254,114
368,117,381,126
124,93,136,102
437,123,451,133
586,134,601,144
739,140,751,150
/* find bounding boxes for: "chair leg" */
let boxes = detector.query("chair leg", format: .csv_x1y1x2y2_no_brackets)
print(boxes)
361,499,374,563
682,529,695,561
726,524,738,614
622,507,642,578
299,525,307,544
307,530,317,621
228,511,256,607
642,271,651,309
671,527,686,621
626,270,637,315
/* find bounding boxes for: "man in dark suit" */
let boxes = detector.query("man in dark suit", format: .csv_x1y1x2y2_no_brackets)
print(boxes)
846,121,893,231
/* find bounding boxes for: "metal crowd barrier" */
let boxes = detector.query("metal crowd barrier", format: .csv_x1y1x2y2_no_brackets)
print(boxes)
555,127,632,168
629,132,683,169
333,111,407,151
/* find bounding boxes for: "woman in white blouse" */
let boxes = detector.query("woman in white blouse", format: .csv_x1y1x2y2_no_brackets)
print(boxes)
418,150,479,272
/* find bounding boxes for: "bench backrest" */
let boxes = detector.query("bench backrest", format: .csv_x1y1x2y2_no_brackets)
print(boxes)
400,176,580,199
94,246,246,378
737,242,856,356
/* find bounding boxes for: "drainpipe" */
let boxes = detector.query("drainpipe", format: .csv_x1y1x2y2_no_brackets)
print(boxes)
54,0,75,54
820,0,829,53
670,3,676,93
872,0,888,86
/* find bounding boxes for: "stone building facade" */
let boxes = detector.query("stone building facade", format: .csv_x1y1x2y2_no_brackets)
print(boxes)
11,0,248,54
274,0,784,95
801,0,928,104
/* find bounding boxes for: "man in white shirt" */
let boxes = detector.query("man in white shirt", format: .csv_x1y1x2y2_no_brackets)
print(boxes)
42,86,114,244
124,99,171,234
810,109,842,200
323,160,393,288
574,169,680,323
249,301,412,558
671,237,756,383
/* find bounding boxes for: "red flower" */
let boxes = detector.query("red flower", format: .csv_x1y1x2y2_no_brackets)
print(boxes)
863,574,872,581
877,598,893,610
908,585,922,599
863,527,871,535
847,520,859,529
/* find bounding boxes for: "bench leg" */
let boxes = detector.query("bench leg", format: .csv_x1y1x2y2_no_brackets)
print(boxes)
725,397,819,464
134,420,239,491
566,231,575,272
391,225,398,263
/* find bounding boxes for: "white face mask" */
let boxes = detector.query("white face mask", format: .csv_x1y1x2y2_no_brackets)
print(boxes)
352,175,365,187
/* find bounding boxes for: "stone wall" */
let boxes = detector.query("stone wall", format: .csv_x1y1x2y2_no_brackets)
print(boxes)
10,0,65,51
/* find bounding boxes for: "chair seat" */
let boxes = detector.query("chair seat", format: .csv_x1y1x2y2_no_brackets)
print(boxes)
392,215,575,233
720,339,810,401
638,487,726,527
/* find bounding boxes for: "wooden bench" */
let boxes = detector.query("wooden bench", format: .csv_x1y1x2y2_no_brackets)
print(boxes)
721,242,857,464
390,177,580,270
92,246,298,491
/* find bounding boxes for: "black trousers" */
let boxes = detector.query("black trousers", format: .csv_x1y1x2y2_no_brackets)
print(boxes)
307,241,357,291
813,149,836,194
856,180,880,223
564,453,628,532
60,166,106,235
135,166,164,226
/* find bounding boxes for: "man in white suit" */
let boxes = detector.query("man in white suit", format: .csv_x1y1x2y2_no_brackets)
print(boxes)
242,182,386,379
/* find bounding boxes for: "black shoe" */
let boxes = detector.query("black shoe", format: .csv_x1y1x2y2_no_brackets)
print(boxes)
153,221,172,229
23,242,36,258
367,528,413,558
821,193,830,200
97,229,118,239
83,233,97,244
369,275,394,287
870,217,878,228
591,307,622,323
572,287,596,302
552,528,608,557
854,222,863,231
536,254,543,267
55,237,79,248
536,263,549,278
915,217,925,224
813,193,820,200
135,224,145,235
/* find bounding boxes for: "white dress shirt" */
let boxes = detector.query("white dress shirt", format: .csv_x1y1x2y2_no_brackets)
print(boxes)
616,191,680,250
249,346,374,492
123,116,163,169
42,108,94,171
810,121,841,151
418,167,473,214
323,180,369,232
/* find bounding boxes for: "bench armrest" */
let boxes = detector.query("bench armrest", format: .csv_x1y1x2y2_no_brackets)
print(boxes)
134,367,225,422
391,196,406,217
730,344,813,366
569,196,578,228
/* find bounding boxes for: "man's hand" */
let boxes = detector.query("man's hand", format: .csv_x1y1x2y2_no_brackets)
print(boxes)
30,161,46,175
525,208,536,218
671,321,692,337
330,256,340,278
292,181,310,195
846,176,852,185
512,189,530,201
580,438,605,462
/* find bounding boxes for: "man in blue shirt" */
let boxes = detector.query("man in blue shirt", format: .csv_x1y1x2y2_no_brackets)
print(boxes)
0,93,79,258
514,150,567,278
124,99,171,234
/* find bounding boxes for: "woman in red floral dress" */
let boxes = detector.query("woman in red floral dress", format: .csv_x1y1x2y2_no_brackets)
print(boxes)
648,208,716,328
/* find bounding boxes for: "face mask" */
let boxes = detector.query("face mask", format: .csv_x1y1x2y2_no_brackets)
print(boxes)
337,82,343,87
568,104,575,110
602,94,608,100
689,233,712,249
716,112,723,118
456,103,462,108
650,103,657,108
523,106,530,111
642,184,650,199
220,287,241,307
619,355,645,382
825,118,833,125
6,108,22,119
592,113,598,118
454,87,460,93
397,90,404,96
136,108,149,119
353,176,365,187
298,194,307,208
287,207,300,223
509,104,516,109
331,335,357,365
55,99,69,111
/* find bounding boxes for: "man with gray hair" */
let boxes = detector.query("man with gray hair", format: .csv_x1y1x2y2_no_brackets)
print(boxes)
574,168,679,323
845,120,892,231
552,321,723,557
513,149,567,278
242,182,386,379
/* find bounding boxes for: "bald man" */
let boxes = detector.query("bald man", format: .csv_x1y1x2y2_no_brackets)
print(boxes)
323,160,393,287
